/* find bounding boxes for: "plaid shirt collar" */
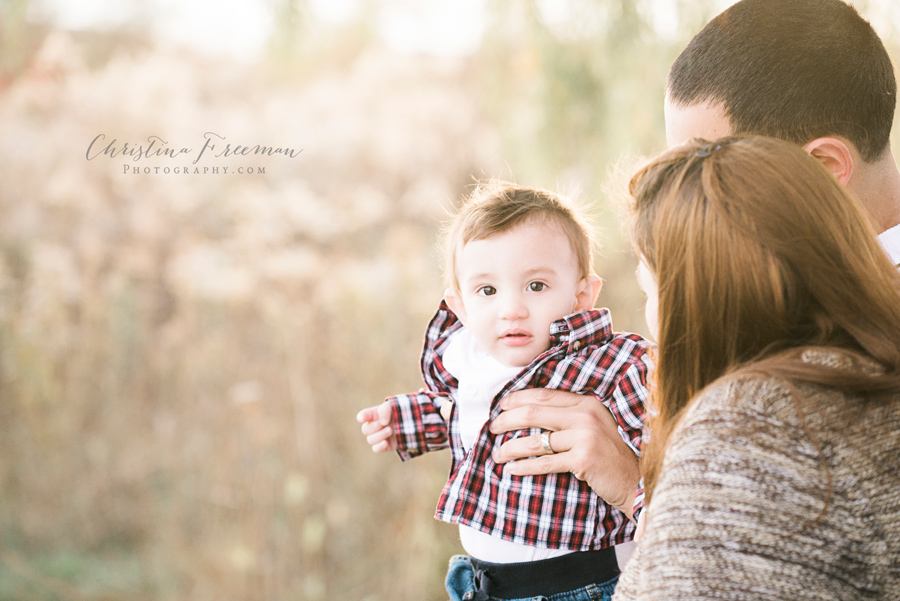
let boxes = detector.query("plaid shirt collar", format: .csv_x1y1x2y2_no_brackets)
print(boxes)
548,308,614,354
432,300,614,368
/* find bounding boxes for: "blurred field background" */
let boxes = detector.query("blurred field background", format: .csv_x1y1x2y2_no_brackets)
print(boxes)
1,0,899,599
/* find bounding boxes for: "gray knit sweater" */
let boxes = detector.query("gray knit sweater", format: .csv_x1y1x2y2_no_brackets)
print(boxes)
613,352,900,600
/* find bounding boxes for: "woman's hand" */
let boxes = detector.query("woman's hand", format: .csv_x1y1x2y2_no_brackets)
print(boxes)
490,388,641,521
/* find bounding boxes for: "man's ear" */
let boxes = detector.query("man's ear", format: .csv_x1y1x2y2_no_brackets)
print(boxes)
573,275,602,312
805,137,854,186
443,287,468,325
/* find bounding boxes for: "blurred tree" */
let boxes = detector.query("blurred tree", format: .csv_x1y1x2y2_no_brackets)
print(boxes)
267,0,308,58
0,0,41,88
476,0,723,192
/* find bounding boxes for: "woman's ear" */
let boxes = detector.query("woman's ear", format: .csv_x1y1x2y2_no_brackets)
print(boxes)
573,275,602,312
443,287,468,325
804,137,854,186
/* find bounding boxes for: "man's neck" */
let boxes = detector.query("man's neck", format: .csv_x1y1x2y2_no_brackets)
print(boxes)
852,148,900,234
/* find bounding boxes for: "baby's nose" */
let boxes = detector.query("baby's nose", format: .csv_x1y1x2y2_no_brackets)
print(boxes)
499,296,529,320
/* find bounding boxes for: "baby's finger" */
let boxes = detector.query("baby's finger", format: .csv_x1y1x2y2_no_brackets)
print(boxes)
377,402,393,426
366,426,393,447
356,407,378,423
360,420,384,436
373,438,397,453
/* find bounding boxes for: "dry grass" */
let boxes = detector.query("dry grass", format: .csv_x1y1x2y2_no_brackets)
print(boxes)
0,30,499,600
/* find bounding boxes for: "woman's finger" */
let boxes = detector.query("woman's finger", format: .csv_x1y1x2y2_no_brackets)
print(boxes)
490,404,568,435
500,388,583,410
494,429,574,464
502,452,573,478
491,392,618,436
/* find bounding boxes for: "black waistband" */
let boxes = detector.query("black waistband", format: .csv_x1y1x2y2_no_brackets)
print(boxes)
468,547,619,599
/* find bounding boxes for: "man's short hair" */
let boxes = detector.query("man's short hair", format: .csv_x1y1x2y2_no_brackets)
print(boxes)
668,0,896,162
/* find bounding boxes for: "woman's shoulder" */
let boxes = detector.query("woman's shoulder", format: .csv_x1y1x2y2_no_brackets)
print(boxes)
675,371,798,440
678,348,891,435
648,350,900,598
620,385,900,601
665,350,900,521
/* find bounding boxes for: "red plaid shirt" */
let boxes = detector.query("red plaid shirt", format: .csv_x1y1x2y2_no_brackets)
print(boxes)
386,301,652,551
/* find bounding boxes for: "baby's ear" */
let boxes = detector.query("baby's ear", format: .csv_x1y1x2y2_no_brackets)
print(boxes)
573,275,602,312
443,287,468,325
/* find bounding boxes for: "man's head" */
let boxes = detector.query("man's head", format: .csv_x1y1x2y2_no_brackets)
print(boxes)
442,182,601,367
666,0,896,163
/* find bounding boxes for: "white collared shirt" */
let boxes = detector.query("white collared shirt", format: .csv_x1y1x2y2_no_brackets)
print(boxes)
878,224,900,267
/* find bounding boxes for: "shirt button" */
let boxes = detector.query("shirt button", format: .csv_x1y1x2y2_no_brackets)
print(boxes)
464,383,478,395
573,341,582,351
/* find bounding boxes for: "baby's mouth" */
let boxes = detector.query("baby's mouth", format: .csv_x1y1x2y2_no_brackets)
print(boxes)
500,329,532,346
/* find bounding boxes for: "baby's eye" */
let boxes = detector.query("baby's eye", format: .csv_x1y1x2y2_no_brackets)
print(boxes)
527,282,546,292
478,286,497,296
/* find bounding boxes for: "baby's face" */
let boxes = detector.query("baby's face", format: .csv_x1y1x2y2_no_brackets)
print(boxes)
449,222,587,368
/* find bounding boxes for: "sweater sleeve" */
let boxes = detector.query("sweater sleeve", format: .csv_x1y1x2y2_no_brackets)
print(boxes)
613,377,851,601
386,391,450,461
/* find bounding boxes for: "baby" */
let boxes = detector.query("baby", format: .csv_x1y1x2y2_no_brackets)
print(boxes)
357,182,652,601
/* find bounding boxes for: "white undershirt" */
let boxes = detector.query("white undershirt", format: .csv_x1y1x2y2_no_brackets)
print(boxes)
443,328,574,564
442,329,521,452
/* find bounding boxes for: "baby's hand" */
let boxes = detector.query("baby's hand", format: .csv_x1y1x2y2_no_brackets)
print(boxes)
356,403,397,453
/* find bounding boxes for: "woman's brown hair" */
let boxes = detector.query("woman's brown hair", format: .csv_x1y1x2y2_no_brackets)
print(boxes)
630,136,900,503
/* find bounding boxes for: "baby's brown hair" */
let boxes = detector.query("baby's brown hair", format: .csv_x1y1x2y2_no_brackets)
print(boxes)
443,181,594,290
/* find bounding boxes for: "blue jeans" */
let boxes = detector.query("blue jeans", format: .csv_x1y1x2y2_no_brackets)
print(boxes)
445,555,619,601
